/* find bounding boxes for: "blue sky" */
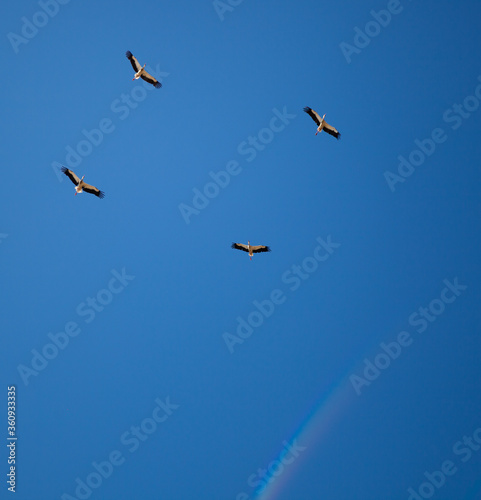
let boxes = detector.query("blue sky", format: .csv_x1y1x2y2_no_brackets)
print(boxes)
1,1,481,499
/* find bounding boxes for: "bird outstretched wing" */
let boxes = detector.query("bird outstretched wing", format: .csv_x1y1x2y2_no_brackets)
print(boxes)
322,122,341,140
82,183,105,199
126,51,142,72
141,71,162,88
61,167,80,186
303,106,322,126
231,243,249,252
251,245,271,253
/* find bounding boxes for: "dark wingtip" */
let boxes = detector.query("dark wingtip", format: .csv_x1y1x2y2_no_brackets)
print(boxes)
154,81,162,89
303,106,311,113
266,246,271,252
231,243,236,249
337,133,341,140
98,191,105,199
126,51,132,59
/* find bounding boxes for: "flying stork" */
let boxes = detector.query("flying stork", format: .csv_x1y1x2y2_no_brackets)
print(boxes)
303,107,341,139
61,167,105,199
231,241,271,261
126,51,162,89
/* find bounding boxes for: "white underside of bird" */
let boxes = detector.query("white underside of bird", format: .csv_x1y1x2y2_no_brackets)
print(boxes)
75,178,85,195
133,64,146,81
316,116,326,135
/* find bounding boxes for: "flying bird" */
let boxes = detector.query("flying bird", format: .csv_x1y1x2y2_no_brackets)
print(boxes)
303,107,341,139
61,167,105,199
126,51,162,89
231,241,271,261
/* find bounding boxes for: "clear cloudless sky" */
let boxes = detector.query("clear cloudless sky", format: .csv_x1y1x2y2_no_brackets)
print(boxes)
1,1,481,499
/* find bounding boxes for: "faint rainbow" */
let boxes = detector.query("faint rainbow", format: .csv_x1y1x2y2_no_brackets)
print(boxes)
251,365,357,500
250,322,418,499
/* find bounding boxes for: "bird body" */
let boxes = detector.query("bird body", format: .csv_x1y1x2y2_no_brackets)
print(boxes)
134,64,146,80
231,241,271,260
61,167,105,199
303,107,341,139
126,51,162,88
